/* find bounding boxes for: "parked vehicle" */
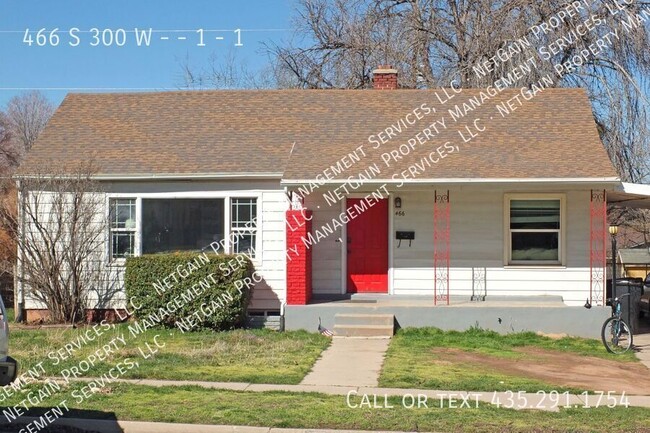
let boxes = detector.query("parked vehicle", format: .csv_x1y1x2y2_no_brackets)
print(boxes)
0,298,18,385
640,274,650,317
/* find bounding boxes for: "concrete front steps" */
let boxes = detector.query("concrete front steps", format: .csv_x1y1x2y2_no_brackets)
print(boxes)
333,313,394,337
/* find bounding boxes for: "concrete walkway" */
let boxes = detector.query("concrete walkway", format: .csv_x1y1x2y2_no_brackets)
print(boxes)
635,332,650,369
301,337,390,387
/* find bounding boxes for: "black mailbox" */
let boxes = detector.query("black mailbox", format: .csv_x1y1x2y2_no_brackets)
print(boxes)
396,231,415,240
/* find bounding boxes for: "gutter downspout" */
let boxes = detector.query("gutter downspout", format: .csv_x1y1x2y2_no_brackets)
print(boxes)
280,302,286,332
15,180,25,323
281,185,289,332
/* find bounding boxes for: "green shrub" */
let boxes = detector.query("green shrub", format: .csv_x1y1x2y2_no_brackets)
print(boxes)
125,252,254,331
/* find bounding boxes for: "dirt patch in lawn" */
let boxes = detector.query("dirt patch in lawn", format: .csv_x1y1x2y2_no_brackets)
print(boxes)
435,347,650,395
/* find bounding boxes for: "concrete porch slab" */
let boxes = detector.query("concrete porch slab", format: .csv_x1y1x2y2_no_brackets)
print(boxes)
286,297,610,339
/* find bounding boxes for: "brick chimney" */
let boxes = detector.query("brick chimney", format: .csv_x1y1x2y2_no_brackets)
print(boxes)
372,65,398,90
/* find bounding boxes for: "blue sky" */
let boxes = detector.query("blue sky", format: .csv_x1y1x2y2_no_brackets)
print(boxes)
0,0,294,108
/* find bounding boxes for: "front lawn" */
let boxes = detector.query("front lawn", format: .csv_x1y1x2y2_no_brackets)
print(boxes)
4,383,650,433
380,328,643,393
10,325,330,384
3,307,14,322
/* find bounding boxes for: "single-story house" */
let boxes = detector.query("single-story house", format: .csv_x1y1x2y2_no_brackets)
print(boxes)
15,67,650,337
618,249,650,279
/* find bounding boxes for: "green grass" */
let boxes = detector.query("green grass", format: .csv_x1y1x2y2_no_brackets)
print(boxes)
380,327,638,392
3,307,14,323
4,383,650,433
9,325,330,384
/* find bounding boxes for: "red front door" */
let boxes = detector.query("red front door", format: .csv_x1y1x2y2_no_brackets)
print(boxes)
347,198,388,293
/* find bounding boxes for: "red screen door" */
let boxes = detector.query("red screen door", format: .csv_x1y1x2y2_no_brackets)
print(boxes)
346,198,388,293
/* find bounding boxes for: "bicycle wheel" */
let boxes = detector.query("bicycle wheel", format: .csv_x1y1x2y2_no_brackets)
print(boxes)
601,317,633,354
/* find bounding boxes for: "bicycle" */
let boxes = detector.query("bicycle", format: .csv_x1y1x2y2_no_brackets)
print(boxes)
601,293,633,354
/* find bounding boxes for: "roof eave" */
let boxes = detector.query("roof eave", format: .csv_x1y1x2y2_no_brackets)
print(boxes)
280,177,621,186
15,172,284,181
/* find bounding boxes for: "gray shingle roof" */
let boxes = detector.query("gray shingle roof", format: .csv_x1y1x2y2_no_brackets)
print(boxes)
619,249,650,265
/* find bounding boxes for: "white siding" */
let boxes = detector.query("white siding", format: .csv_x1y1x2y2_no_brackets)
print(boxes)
391,186,594,305
307,184,603,306
20,180,288,312
18,179,609,313
20,190,111,310
253,190,288,310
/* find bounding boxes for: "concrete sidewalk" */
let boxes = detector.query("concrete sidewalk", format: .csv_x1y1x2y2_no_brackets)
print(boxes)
301,337,390,387
11,418,420,433
56,376,650,409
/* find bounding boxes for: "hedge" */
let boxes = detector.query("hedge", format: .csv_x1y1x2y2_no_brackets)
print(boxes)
124,252,254,331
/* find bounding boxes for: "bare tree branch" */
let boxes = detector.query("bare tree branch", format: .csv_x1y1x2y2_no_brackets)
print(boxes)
0,163,120,323
5,91,54,154
268,0,650,184
176,50,276,90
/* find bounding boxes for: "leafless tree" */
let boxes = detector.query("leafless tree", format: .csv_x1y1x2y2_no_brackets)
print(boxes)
4,91,54,156
0,182,16,293
0,92,55,312
177,50,276,89
269,0,650,180
0,163,116,323
0,113,21,170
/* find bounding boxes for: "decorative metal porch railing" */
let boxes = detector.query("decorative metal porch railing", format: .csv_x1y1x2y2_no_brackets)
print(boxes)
590,189,606,307
434,190,450,305
471,267,487,301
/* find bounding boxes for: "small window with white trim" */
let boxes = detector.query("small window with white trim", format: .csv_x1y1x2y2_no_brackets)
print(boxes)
109,198,136,259
230,198,257,257
507,197,563,265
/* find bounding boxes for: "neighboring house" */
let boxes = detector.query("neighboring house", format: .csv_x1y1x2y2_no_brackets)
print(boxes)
15,67,650,336
618,249,650,279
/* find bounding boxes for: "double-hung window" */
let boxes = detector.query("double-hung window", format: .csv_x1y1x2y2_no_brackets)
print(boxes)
109,198,136,259
507,196,563,265
230,198,258,257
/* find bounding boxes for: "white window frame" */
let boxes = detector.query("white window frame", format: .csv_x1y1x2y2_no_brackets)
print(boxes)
503,193,566,267
230,197,259,258
107,198,138,263
105,192,262,266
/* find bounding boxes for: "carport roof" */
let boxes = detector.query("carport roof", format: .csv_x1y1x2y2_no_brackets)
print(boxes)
608,183,650,209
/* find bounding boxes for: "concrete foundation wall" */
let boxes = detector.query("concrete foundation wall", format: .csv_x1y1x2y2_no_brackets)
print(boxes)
285,301,610,339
